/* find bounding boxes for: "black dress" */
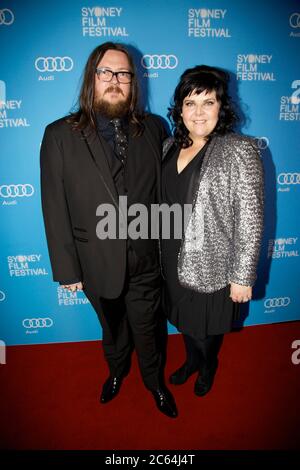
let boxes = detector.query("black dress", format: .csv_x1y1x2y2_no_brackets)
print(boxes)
161,144,239,340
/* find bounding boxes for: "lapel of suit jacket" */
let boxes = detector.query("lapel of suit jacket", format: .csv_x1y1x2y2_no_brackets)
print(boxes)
127,118,161,167
81,124,119,208
197,136,217,185
186,136,218,209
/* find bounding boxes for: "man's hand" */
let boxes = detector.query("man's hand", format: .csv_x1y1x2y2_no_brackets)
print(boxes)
230,282,252,303
62,282,83,292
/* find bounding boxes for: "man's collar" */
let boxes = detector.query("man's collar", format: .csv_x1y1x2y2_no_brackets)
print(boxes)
96,113,129,129
96,113,112,132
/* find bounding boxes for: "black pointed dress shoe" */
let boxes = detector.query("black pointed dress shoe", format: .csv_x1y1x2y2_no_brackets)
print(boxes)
169,362,198,385
194,360,218,397
100,376,123,404
151,388,178,418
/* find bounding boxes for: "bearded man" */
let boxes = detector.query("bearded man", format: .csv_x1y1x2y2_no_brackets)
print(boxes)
40,42,177,418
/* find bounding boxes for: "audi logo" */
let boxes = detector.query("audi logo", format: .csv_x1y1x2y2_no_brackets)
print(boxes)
290,13,300,28
35,56,74,72
22,318,54,329
0,9,14,25
0,184,34,198
255,137,269,150
0,290,5,302
264,297,290,308
277,173,300,185
141,55,178,70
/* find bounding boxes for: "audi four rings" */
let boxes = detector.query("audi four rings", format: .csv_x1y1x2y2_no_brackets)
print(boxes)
0,184,34,197
264,298,290,308
277,173,300,185
35,57,74,72
0,9,14,25
255,137,269,150
141,55,178,69
290,13,300,28
23,318,54,328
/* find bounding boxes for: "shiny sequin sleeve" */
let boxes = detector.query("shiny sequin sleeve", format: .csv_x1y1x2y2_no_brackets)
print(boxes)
230,139,264,286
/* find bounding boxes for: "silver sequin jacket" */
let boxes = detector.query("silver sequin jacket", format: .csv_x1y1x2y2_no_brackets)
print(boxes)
164,133,264,293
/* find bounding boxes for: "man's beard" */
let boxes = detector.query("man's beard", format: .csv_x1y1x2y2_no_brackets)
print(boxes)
94,85,131,119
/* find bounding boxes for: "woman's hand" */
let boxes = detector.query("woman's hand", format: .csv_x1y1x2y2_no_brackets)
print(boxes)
62,282,83,292
230,283,252,303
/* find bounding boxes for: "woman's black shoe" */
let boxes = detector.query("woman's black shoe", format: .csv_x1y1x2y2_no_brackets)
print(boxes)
194,360,218,396
169,362,198,385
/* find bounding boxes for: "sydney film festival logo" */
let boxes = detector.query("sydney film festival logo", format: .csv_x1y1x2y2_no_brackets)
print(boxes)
7,254,48,277
267,237,299,259
188,8,231,38
236,54,276,81
279,80,300,121
0,80,30,129
81,6,129,37
57,286,90,306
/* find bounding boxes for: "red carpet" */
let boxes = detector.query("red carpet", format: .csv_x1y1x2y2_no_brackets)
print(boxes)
0,321,299,450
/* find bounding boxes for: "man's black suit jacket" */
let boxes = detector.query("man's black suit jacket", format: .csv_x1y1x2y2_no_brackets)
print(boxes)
40,114,165,299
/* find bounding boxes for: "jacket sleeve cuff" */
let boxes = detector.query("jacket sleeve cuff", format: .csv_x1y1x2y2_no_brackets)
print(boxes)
59,278,81,286
229,273,256,287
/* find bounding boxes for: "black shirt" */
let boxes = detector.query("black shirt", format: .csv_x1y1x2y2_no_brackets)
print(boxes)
161,142,207,247
96,114,129,196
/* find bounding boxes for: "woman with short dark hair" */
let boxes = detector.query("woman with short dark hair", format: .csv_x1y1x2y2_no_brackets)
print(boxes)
161,65,264,397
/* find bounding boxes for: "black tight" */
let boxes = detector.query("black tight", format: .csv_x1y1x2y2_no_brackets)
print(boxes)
183,333,224,372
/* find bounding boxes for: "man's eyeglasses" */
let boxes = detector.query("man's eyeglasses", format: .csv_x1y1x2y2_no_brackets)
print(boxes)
95,67,134,84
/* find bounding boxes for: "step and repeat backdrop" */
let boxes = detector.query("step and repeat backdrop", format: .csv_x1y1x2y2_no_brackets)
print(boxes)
0,0,299,345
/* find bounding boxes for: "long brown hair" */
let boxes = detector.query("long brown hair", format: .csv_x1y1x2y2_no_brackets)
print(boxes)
67,42,144,135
